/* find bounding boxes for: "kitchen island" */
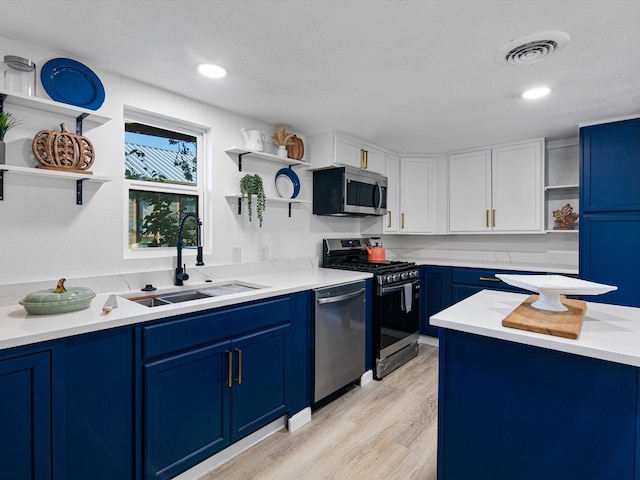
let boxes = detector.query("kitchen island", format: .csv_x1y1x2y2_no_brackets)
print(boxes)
431,290,640,480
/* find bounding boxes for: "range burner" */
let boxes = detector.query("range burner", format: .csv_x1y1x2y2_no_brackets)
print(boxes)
329,259,414,274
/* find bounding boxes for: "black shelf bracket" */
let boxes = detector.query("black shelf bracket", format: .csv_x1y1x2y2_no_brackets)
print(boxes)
237,198,242,215
237,152,248,172
76,179,86,205
0,94,6,113
0,169,5,200
76,113,89,136
288,202,292,217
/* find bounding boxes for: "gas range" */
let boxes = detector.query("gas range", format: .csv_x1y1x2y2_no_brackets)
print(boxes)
322,238,418,287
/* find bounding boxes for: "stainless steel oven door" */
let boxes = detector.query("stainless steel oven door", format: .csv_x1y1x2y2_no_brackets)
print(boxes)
376,279,420,360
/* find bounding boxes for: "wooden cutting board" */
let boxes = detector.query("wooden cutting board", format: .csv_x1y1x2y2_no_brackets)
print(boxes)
502,295,587,339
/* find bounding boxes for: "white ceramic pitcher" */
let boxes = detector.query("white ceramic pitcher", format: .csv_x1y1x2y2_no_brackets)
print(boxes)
241,128,267,152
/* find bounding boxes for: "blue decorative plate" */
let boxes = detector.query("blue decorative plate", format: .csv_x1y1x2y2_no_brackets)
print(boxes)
275,168,300,199
40,58,105,110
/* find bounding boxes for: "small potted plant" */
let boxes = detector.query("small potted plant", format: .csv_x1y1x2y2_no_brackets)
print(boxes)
240,174,266,227
0,111,22,164
271,126,295,158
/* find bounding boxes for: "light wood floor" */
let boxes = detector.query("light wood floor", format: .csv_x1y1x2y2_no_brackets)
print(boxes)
201,344,439,480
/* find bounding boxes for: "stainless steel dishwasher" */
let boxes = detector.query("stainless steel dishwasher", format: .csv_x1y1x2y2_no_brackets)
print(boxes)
313,280,366,404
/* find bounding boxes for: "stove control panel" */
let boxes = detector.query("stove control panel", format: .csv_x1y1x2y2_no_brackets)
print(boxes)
377,269,420,286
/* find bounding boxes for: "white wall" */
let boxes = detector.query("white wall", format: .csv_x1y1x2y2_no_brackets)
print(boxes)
0,35,361,286
0,35,578,290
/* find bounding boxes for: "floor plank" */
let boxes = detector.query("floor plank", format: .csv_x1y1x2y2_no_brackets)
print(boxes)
200,344,438,480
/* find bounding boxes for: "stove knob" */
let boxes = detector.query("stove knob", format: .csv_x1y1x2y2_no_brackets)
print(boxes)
401,272,409,280
392,274,400,282
410,271,418,278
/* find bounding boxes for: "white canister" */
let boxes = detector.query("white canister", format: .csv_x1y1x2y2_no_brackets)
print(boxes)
4,55,36,96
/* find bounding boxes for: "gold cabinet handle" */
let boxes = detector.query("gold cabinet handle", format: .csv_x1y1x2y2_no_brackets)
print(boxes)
365,150,369,169
492,209,496,227
486,210,489,228
235,348,242,384
360,149,365,169
479,277,501,282
226,351,233,388
387,211,392,228
401,213,405,229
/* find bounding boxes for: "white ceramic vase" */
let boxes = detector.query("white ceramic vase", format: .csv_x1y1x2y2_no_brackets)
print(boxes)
277,145,288,158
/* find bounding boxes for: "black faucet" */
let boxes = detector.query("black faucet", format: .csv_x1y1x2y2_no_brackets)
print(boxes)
175,212,204,286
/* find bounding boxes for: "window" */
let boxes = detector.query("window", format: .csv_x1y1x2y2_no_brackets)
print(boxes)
124,108,205,251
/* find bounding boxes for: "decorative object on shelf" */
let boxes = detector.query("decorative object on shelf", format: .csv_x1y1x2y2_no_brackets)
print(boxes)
40,57,106,110
19,277,96,315
553,203,578,230
32,123,95,173
0,111,22,164
3,55,36,96
240,173,266,226
286,134,304,160
275,167,300,199
241,128,267,151
271,126,295,158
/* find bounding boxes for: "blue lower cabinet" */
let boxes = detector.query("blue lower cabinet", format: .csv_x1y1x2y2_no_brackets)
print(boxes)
420,266,451,337
231,325,289,441
451,267,531,303
438,330,637,479
145,341,231,480
141,295,307,480
0,350,52,480
60,326,135,480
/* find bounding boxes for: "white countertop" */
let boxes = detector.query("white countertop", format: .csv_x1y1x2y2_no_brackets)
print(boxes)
0,268,371,351
431,289,640,367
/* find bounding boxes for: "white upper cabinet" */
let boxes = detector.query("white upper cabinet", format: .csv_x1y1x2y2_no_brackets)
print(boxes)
384,153,400,233
400,157,435,233
308,131,387,174
448,139,544,233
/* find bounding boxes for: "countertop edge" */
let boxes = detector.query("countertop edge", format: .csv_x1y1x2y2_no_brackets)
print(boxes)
430,290,640,367
0,269,372,351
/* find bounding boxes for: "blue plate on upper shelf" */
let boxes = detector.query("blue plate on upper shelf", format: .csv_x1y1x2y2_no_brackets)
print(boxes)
275,168,300,199
40,58,105,110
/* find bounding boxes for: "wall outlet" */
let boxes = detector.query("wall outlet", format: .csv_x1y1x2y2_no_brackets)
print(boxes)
232,247,241,264
258,245,268,262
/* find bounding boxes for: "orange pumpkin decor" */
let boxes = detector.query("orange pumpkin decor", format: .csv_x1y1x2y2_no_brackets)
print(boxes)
32,123,95,173
286,135,304,161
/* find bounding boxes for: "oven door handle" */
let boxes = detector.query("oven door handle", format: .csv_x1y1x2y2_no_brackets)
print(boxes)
317,288,366,305
379,279,419,295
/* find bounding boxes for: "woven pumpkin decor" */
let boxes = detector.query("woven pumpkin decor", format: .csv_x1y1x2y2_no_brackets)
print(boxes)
32,123,95,173
286,135,304,161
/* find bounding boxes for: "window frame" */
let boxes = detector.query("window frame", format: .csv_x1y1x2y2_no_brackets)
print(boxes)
123,106,208,260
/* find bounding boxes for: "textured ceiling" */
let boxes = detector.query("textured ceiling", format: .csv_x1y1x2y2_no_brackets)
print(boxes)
1,0,639,154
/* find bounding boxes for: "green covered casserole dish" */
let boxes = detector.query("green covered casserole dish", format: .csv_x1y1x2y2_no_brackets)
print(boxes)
20,278,96,315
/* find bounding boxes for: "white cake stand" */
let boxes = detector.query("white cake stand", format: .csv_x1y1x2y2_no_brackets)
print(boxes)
495,274,617,312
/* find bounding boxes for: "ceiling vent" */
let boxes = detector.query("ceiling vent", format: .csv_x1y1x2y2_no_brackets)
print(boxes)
496,31,570,65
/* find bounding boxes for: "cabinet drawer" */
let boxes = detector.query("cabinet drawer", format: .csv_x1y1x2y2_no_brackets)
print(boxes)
451,267,530,290
142,297,290,360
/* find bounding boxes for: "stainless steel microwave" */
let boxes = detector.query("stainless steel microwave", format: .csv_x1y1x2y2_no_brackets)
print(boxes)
313,166,388,216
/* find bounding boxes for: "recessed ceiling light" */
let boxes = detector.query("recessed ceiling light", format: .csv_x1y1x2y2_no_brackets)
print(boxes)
197,63,228,79
521,87,551,99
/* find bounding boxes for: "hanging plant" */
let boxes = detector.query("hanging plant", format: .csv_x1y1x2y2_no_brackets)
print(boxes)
239,174,266,227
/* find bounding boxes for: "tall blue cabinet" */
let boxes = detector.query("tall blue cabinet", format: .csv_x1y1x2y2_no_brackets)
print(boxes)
580,118,640,307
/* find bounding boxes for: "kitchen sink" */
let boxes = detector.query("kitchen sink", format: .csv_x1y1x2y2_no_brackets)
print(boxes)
127,281,266,308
